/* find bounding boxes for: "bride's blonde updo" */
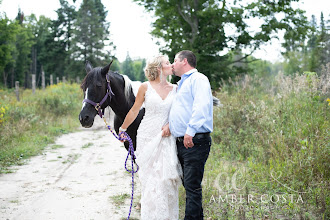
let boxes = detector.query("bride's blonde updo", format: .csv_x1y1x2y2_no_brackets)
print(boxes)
144,55,168,81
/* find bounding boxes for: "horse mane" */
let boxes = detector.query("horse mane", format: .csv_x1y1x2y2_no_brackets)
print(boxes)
80,73,88,91
80,67,103,91
122,75,133,100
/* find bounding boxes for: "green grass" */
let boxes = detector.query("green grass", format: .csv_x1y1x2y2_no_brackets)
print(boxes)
110,193,131,206
0,83,83,173
82,142,93,149
51,144,64,150
179,71,330,219
62,153,81,164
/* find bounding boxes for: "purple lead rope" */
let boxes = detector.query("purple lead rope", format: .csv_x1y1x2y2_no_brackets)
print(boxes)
105,122,139,220
83,74,138,219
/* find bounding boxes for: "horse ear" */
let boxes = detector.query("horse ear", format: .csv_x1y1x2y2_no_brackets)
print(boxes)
101,60,114,76
85,61,93,74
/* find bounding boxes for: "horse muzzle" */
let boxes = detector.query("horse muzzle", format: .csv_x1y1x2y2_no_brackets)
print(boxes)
79,111,95,128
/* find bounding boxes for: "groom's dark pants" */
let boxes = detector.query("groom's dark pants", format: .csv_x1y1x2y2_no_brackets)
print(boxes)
177,133,211,220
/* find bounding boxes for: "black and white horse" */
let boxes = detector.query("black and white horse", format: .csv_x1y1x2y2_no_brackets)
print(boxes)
79,61,221,151
79,61,144,151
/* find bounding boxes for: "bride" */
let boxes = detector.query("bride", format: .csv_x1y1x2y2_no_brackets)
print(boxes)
119,55,182,220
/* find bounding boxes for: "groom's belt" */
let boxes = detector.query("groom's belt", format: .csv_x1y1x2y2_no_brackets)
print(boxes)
176,133,210,142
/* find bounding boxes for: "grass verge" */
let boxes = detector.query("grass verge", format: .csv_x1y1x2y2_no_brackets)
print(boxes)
0,83,82,173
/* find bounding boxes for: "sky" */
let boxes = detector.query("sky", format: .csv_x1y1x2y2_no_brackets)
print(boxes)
1,0,329,63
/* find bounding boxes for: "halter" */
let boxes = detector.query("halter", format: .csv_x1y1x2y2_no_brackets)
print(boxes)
83,74,115,118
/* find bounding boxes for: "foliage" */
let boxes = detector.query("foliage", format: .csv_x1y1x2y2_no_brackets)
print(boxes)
0,15,19,87
122,53,135,81
192,69,330,219
121,53,147,82
283,12,330,75
134,0,310,87
45,0,77,80
246,57,274,78
0,0,115,89
133,58,147,82
71,0,113,67
0,83,82,173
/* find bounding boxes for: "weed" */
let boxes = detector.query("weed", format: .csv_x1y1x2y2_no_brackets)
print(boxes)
0,83,82,173
110,193,130,206
195,72,329,219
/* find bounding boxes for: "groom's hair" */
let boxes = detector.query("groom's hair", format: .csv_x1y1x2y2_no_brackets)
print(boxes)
176,50,197,68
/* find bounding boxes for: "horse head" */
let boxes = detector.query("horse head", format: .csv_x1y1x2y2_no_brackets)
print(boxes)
79,61,144,151
79,61,114,128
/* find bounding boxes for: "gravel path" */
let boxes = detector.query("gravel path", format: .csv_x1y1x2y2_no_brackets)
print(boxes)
0,113,141,220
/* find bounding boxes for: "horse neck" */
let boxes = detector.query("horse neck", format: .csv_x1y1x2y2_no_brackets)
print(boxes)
108,82,135,121
108,98,132,121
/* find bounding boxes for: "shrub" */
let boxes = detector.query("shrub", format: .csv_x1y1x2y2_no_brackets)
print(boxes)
202,71,329,219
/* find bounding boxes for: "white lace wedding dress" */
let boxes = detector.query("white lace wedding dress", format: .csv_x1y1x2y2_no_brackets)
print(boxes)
135,82,182,220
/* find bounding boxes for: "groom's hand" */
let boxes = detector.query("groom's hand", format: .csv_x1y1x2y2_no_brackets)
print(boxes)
184,134,194,149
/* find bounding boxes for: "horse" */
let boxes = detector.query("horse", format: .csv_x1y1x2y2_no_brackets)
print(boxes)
79,60,144,151
79,61,221,152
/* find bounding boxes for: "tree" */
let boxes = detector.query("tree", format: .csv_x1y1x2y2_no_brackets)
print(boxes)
0,16,19,87
134,0,310,88
14,16,34,88
122,53,136,81
39,0,78,81
283,12,330,75
24,14,53,88
71,0,113,78
319,12,330,67
133,59,147,82
139,59,146,81
56,0,77,52
110,59,121,72
4,10,35,88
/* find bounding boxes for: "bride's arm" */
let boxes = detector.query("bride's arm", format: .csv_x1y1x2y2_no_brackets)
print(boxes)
120,82,147,132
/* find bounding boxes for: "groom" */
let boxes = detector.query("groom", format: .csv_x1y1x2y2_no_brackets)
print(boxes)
169,50,213,220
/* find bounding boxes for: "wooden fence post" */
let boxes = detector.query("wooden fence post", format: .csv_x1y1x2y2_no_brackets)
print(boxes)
56,77,59,84
41,66,45,90
50,74,53,85
62,76,66,83
15,81,20,101
32,74,36,94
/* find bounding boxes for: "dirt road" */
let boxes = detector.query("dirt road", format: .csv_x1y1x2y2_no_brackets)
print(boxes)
0,112,141,220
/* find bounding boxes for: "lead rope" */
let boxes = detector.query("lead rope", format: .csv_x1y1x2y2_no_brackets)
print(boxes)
102,116,139,220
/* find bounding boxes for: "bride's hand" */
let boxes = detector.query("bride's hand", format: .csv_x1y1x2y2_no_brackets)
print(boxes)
161,123,171,137
119,132,127,142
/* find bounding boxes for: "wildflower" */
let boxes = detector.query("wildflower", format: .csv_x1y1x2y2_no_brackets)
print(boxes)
327,98,330,106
